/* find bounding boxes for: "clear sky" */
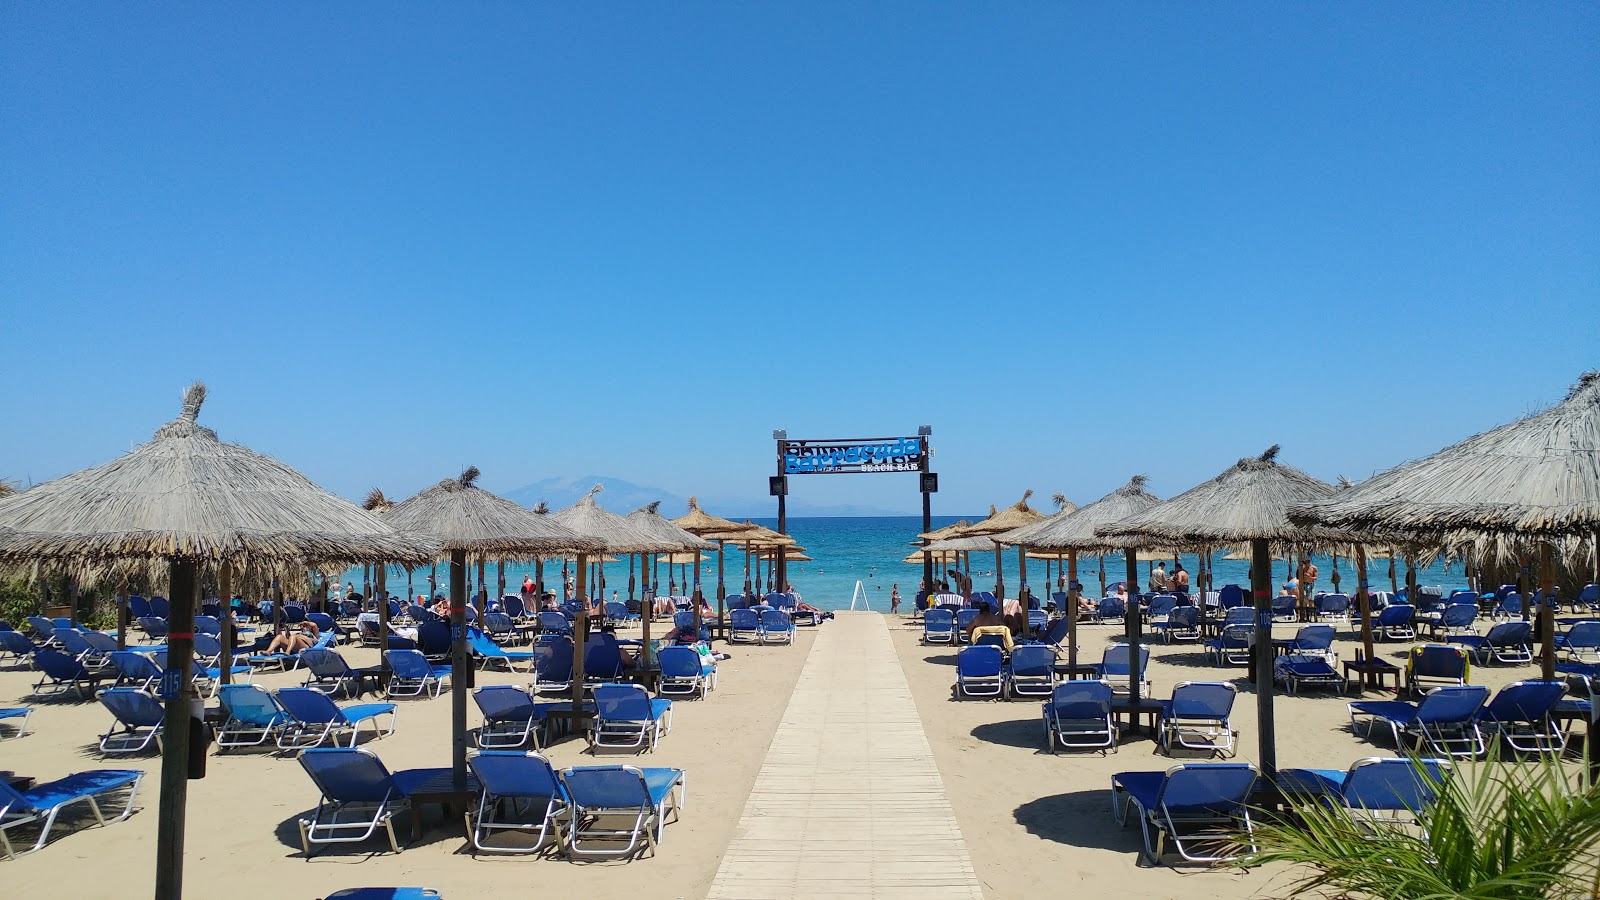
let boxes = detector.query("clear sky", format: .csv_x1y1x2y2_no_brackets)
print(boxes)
2,4,1596,515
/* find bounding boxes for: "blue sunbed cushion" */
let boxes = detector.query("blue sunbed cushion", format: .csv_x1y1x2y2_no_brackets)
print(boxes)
648,698,672,720
0,707,29,719
1349,701,1417,721
637,767,684,806
1275,768,1346,796
341,703,397,723
13,769,142,811
1111,770,1167,810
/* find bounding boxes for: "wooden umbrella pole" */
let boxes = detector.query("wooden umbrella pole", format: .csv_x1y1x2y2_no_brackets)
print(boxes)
497,560,505,606
379,567,393,655
116,576,129,650
717,539,727,604
1066,550,1080,670
692,550,704,640
641,566,652,660
1355,546,1376,687
1017,544,1028,616
628,554,636,604
218,564,234,686
1124,550,1143,706
1099,554,1106,597
570,553,590,717
1518,555,1531,622
154,557,197,900
1388,553,1398,595
1250,537,1278,777
450,550,470,787
994,543,1004,601
534,558,544,603
1540,543,1557,683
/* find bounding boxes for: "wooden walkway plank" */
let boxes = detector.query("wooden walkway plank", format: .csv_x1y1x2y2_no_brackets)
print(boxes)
707,612,983,899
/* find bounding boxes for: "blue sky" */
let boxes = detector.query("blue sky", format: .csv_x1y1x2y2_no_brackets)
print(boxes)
3,4,1596,515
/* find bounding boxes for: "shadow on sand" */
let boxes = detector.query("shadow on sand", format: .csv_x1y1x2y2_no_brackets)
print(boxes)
1014,789,1145,854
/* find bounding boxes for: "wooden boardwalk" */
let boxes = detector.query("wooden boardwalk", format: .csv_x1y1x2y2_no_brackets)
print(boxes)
706,612,983,900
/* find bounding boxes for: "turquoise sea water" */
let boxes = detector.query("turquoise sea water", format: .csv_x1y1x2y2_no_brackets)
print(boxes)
347,517,1467,611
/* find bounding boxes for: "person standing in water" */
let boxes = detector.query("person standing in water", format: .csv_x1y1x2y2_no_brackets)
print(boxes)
890,584,901,614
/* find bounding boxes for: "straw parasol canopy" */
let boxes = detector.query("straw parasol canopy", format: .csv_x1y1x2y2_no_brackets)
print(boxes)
727,521,796,549
924,534,1003,553
0,383,436,567
1290,372,1600,559
384,467,600,558
1007,475,1164,552
671,496,758,539
904,549,960,564
1098,448,1336,549
0,381,441,900
626,502,716,554
916,519,973,542
953,490,1047,538
996,492,1080,546
546,485,660,553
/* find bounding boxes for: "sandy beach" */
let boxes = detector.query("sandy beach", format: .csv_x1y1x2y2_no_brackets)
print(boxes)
0,612,1570,899
0,625,816,899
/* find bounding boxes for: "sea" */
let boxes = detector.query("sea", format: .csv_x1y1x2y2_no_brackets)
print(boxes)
345,516,1467,611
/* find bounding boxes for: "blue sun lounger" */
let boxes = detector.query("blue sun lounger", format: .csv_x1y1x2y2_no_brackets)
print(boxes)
0,707,32,740
921,608,956,645
956,645,1005,698
1276,757,1449,826
301,649,367,698
1556,622,1600,663
1042,681,1115,754
466,750,570,854
1349,684,1490,758
1006,645,1058,698
530,639,574,696
0,630,34,666
759,608,794,645
467,627,536,673
323,890,440,900
1158,682,1238,758
296,748,450,856
1275,654,1344,695
473,685,545,750
0,768,144,858
1476,680,1568,755
1110,763,1259,864
589,685,672,753
657,646,714,699
97,688,165,755
1449,620,1534,666
728,609,762,644
216,684,290,750
276,687,397,750
558,764,686,860
31,648,107,699
384,649,450,699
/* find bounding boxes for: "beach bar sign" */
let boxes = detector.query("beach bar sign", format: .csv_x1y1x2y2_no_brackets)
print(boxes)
782,436,926,475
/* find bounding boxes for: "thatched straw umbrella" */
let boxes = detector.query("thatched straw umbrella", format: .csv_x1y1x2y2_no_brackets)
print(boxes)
627,502,716,645
954,490,1047,602
672,496,758,606
548,486,662,714
996,475,1163,671
0,383,435,900
384,466,597,786
1293,371,1600,683
726,522,795,596
1099,447,1335,776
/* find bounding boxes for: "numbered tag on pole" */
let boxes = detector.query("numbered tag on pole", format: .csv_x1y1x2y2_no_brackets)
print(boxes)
158,668,185,702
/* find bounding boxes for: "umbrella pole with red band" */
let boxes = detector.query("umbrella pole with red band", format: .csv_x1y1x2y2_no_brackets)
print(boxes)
1251,537,1277,777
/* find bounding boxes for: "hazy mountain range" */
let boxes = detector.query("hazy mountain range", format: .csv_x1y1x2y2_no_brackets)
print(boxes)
500,474,905,518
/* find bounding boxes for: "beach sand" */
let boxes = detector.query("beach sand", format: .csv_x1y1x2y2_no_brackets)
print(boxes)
0,626,816,899
0,614,1565,899
883,612,1555,900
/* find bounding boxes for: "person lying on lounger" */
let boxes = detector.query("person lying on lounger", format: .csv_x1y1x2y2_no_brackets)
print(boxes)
265,620,319,655
965,602,1014,651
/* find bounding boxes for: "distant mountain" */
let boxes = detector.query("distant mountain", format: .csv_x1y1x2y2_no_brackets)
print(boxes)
500,475,907,518
501,475,685,515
